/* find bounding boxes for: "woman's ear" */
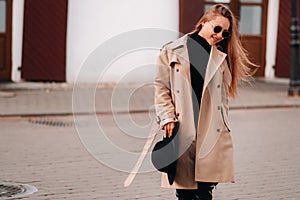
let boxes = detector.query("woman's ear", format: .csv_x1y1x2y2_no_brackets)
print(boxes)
199,24,203,30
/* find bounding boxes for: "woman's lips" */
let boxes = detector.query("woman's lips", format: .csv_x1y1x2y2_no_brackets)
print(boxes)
211,35,220,44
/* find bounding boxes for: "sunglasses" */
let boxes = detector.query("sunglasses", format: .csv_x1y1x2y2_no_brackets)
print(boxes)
209,21,231,39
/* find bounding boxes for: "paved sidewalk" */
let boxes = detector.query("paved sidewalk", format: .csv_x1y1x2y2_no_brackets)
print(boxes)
1,108,300,199
0,78,299,116
1,78,300,199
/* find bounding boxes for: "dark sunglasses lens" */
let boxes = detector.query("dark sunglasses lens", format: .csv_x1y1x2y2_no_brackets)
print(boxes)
214,26,222,33
222,31,230,38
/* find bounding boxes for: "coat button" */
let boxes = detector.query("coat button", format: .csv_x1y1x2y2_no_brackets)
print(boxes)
217,129,221,133
176,113,180,117
176,69,179,72
217,84,221,88
176,90,180,93
217,106,221,110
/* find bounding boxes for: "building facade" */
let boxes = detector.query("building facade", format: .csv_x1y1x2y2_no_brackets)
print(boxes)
0,0,296,83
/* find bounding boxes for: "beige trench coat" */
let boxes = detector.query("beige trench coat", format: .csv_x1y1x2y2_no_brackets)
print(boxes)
154,34,234,189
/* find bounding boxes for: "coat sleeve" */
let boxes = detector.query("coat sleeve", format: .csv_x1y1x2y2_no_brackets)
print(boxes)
154,46,178,127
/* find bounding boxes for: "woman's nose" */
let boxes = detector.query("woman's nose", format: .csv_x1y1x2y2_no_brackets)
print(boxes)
217,31,223,39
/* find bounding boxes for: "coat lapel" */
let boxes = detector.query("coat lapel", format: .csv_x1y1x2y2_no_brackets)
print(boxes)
204,46,227,89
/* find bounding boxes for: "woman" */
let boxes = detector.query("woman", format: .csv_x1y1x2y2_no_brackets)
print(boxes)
154,4,257,200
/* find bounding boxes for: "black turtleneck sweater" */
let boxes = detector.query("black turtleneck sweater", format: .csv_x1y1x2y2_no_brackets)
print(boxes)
187,31,211,128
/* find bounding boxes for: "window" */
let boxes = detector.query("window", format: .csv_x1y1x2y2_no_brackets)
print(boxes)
0,0,6,32
205,0,230,3
239,5,262,35
240,0,262,2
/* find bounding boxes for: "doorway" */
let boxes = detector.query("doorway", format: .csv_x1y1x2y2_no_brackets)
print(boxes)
21,0,68,81
0,0,12,81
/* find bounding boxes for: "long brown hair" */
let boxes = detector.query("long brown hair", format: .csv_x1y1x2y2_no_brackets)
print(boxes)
192,4,258,98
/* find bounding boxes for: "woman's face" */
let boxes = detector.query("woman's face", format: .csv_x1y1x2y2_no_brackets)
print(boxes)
199,15,230,46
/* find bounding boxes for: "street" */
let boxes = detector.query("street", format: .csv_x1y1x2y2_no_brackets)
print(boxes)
1,107,300,199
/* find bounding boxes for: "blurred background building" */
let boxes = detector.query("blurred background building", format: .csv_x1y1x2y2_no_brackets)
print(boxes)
0,0,297,83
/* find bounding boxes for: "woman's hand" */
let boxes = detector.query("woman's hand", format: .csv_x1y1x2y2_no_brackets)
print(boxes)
164,122,175,138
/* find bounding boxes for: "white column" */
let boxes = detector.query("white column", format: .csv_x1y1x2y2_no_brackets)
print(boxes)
265,0,280,79
11,0,25,82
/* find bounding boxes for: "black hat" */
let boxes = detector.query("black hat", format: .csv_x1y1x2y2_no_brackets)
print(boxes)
151,125,179,185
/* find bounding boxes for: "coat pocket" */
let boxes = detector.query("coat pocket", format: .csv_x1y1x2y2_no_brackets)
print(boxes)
220,106,231,132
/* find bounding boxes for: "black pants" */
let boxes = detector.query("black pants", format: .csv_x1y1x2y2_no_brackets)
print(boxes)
176,182,218,200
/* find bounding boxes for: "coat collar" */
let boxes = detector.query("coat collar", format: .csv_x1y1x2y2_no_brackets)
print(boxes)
165,34,227,86
165,34,189,65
